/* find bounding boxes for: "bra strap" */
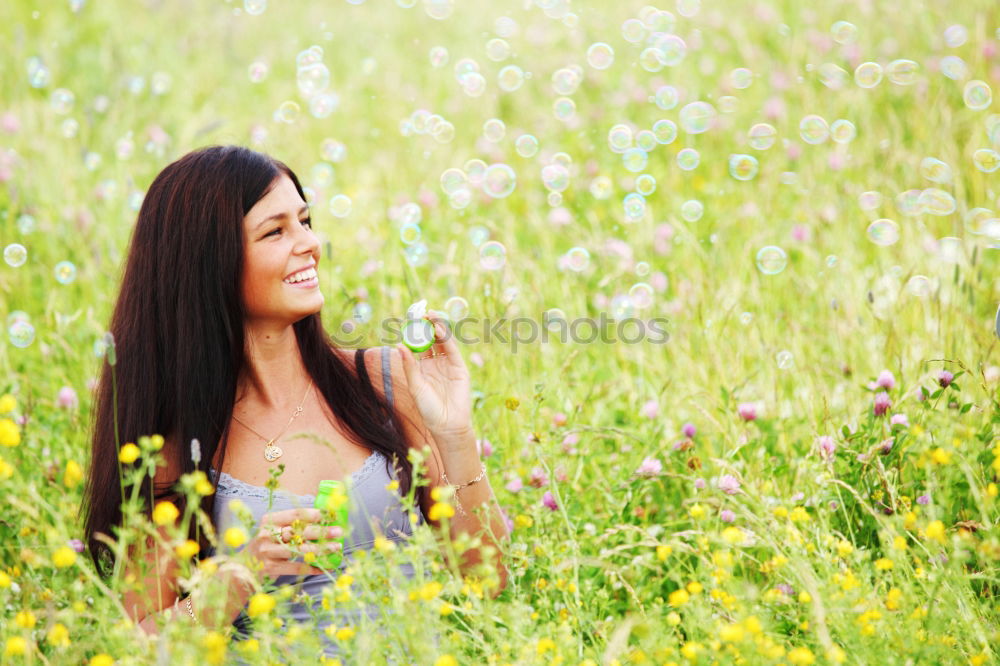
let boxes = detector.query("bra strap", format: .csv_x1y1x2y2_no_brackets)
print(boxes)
381,346,394,409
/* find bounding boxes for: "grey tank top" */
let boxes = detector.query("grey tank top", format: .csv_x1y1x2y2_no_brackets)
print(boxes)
206,347,431,660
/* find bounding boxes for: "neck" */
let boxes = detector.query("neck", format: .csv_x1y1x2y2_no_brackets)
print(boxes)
237,321,311,411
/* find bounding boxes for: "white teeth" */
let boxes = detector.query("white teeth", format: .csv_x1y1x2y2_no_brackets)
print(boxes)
284,267,317,283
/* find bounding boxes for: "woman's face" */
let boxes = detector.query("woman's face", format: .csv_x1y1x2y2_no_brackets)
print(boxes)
241,174,323,327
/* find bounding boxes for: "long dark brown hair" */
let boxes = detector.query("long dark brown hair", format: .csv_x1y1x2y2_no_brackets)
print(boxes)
82,145,413,578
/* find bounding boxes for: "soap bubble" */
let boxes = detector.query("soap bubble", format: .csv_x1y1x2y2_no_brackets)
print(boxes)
635,130,656,151
275,101,300,123
623,193,646,221
515,134,539,157
830,119,856,143
4,244,27,267
748,123,777,150
677,148,700,170
564,247,590,272
658,34,687,66
444,296,469,320
353,302,373,324
448,187,472,209
485,38,510,62
679,101,716,134
589,176,613,199
799,115,829,144
8,320,35,348
919,188,956,216
454,58,479,82
429,46,449,67
248,61,268,82
886,59,919,85
739,312,753,325
755,246,787,275
404,242,429,266
541,164,570,192
622,148,648,173
858,191,883,211
609,294,636,320
776,350,794,369
973,149,1000,173
50,88,75,114
652,119,677,144
895,189,924,216
244,0,266,14
628,282,654,308
461,72,487,97
944,24,968,48
468,225,490,247
497,65,525,92
830,20,857,44
905,275,932,299
964,208,995,234
681,199,703,222
297,63,330,97
479,241,507,270
398,220,422,245
553,97,576,121
483,118,505,142
54,261,77,284
16,215,35,234
940,56,969,81
854,62,882,88
635,174,656,195
551,67,582,95
621,18,646,43
320,139,346,163
309,92,339,119
653,85,679,110
587,42,614,70
329,194,352,218
424,0,455,20
638,47,665,72
730,67,753,89
440,168,467,194
483,163,516,198
819,63,849,90
728,154,758,180
964,80,992,111
867,219,899,245
920,157,952,184
608,124,633,152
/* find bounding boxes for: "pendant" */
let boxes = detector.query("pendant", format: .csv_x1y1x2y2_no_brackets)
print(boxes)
264,443,283,462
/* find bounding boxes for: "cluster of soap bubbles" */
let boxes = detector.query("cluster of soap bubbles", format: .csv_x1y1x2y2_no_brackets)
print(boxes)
619,7,688,73
438,159,518,210
453,57,488,97
400,108,456,143
290,45,339,120
7,311,35,348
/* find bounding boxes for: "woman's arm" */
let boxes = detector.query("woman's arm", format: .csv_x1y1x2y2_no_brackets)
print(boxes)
367,346,510,596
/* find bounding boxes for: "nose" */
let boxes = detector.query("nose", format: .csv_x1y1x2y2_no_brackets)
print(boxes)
296,224,321,262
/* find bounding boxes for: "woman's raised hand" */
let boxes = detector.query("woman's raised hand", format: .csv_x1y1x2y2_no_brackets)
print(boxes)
245,508,343,578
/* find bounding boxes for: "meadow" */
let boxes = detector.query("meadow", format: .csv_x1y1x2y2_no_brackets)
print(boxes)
1,0,1000,663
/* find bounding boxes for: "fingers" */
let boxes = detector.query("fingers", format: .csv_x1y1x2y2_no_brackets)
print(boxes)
424,311,463,364
259,508,322,529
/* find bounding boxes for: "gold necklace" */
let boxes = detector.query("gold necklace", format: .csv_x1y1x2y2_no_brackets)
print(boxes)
231,377,314,462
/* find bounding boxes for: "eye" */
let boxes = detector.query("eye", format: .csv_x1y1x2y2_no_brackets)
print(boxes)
300,217,312,229
264,227,282,238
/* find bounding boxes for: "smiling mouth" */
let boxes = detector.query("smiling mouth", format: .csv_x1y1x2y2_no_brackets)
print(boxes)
284,267,318,284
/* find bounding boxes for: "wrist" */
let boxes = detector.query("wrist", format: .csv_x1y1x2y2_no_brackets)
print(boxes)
432,425,477,452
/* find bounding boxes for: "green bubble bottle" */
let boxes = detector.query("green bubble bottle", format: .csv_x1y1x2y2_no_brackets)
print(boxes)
313,480,350,570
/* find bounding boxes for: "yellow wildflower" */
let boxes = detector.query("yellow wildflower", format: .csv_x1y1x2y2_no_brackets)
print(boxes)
679,642,702,660
892,536,908,550
429,502,455,521
434,657,458,666
15,610,36,628
875,558,894,570
787,646,815,665
656,545,672,561
925,520,946,543
175,540,200,559
64,460,84,488
718,623,744,642
987,483,998,498
46,623,70,648
904,511,917,529
666,611,681,626
536,638,556,654
247,593,276,618
0,394,16,413
789,506,810,522
688,503,706,519
334,627,355,641
668,589,690,607
90,655,115,666
836,540,853,557
4,637,28,657
721,527,743,544
0,418,21,447
52,547,77,568
773,506,788,519
224,527,247,549
118,443,140,464
419,581,443,601
886,588,902,610
152,501,179,526
798,591,812,603
514,514,533,528
686,581,703,595
930,448,951,465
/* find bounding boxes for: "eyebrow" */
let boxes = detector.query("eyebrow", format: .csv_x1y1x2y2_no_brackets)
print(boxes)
253,205,310,232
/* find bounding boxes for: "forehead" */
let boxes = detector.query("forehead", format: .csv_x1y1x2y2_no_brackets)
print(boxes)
244,175,305,226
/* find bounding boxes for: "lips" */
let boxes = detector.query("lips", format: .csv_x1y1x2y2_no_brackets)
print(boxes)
283,264,318,283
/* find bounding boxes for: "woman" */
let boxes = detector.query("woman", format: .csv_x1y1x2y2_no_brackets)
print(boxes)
81,145,509,657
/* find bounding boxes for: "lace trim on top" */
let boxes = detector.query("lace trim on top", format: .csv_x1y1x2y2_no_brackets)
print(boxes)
209,449,385,501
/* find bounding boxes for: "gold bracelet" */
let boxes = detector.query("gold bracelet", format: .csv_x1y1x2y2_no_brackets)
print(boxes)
441,464,487,517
